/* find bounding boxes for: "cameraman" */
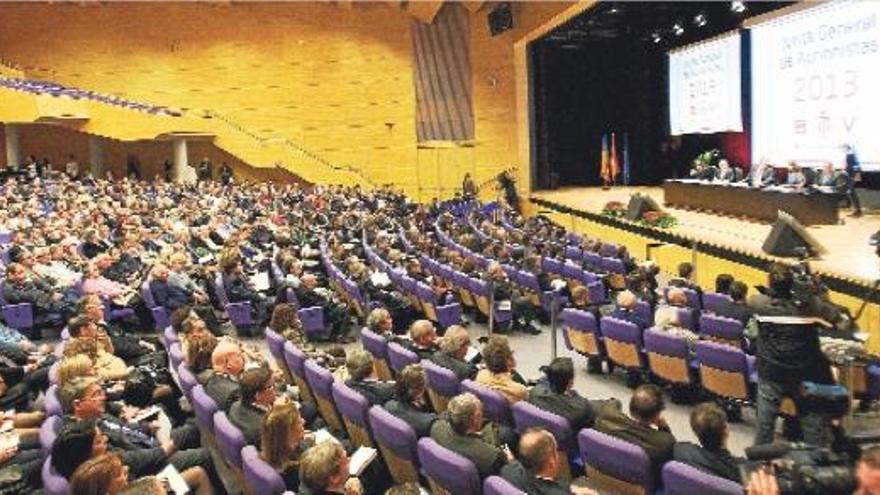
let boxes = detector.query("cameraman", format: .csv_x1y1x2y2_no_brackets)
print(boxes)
747,445,880,495
749,263,835,447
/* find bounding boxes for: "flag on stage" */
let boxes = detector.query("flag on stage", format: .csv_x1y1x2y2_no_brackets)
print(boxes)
600,133,611,184
622,132,631,185
610,132,620,184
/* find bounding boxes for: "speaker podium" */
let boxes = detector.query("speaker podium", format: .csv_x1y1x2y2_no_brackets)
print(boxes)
626,193,662,221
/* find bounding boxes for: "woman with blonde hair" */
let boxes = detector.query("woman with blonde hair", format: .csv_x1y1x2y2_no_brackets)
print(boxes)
69,453,130,495
260,400,310,490
57,354,97,387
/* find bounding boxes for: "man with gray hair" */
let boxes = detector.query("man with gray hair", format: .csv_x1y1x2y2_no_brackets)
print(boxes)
430,325,478,381
344,349,395,406
402,319,438,360
430,392,512,479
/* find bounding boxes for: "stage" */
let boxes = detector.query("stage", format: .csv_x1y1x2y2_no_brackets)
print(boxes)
530,186,879,288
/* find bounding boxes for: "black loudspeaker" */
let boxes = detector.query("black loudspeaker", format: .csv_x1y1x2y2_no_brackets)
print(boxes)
626,193,661,221
761,211,827,257
488,2,513,36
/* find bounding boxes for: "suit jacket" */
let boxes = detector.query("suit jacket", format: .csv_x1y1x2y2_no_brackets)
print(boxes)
430,419,506,480
224,272,261,304
673,442,744,482
229,400,267,447
500,461,568,495
401,341,437,361
595,407,675,485
716,300,754,327
205,372,241,411
150,279,193,311
527,380,596,432
610,307,649,331
345,378,395,407
430,351,478,381
715,168,734,182
384,399,437,438
64,416,167,477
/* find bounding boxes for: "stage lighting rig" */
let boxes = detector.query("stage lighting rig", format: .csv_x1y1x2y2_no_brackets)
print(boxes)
672,23,684,36
693,13,707,28
731,1,747,14
651,32,662,44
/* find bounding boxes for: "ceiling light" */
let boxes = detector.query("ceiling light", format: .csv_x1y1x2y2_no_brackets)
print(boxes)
694,13,707,27
651,32,662,44
731,1,746,13
672,23,684,36
608,4,619,14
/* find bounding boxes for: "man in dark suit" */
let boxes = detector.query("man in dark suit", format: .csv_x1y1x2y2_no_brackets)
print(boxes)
383,364,437,438
528,358,597,432
344,349,395,406
609,290,649,331
716,281,754,327
430,325,478,381
296,273,351,341
667,262,702,299
595,385,676,485
229,365,275,446
430,392,512,479
150,264,193,311
501,428,596,495
204,340,245,411
401,319,439,360
3,262,74,326
60,376,210,477
673,402,745,482
747,161,776,188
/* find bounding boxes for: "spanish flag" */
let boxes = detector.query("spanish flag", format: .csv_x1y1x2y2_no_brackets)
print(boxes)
600,133,611,184
610,131,620,183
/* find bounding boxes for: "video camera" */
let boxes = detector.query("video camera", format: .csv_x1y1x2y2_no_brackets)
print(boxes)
742,430,880,495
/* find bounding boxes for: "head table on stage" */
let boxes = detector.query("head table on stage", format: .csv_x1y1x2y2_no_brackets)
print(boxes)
663,180,844,226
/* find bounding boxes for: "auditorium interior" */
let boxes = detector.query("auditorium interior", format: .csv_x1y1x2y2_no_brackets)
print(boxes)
1,1,879,495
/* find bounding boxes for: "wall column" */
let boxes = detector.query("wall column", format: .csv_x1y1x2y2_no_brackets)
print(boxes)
88,135,105,179
4,124,20,170
172,138,196,182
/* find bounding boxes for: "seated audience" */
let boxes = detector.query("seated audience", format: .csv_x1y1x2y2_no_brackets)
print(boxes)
486,261,541,335
229,365,276,446
609,290,648,331
717,281,754,327
260,400,311,491
430,392,512,479
673,402,745,482
402,319,439,360
714,274,734,296
528,357,597,432
430,325,478,381
384,364,438,437
205,340,246,410
595,385,675,484
667,262,702,298
654,288,699,350
476,335,529,404
500,428,597,495
299,441,363,495
345,349,395,406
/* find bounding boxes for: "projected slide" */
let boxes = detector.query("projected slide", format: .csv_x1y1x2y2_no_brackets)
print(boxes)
669,32,743,135
751,1,880,170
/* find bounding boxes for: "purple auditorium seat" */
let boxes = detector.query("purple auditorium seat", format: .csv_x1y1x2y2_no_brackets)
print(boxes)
163,326,179,348
102,297,134,322
214,411,246,469
587,281,606,304
702,293,733,315
676,306,698,332
213,273,253,331
600,317,646,371
542,257,565,276
40,415,62,453
421,359,461,413
663,461,743,495
265,328,287,373
283,341,316,406
484,475,527,495
417,438,482,495
511,401,577,479
303,359,344,432
361,329,393,381
332,381,374,448
560,309,604,363
191,385,219,432
583,251,602,270
298,306,329,341
141,281,170,331
699,314,745,348
566,232,582,246
682,287,702,310
177,365,198,400
579,428,653,494
564,246,583,261
369,406,420,484
635,300,653,326
601,257,626,275
644,328,694,386
599,242,619,258
168,342,184,371
45,385,63,416
241,445,286,495
48,360,60,385
461,379,513,425
695,340,755,402
42,457,69,495
387,342,419,376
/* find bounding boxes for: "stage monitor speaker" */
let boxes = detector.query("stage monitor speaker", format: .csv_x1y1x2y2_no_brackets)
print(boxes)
488,2,513,36
626,194,661,221
761,211,827,257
